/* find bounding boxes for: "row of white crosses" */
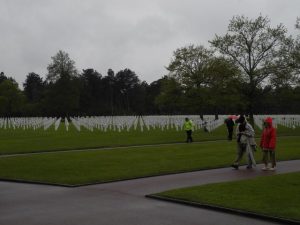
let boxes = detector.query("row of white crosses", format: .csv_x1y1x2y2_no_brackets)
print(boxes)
142,115,225,132
70,116,139,132
142,115,188,131
0,117,41,130
142,115,196,131
273,115,300,129
202,115,227,132
6,115,299,132
43,117,58,130
0,115,226,132
254,115,300,129
0,117,60,130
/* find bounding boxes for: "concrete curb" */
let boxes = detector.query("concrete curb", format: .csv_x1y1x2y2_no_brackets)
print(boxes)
0,178,73,187
0,166,231,188
146,194,300,225
1,160,299,188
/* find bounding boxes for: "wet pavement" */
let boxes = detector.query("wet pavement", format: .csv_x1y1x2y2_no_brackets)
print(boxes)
1,160,299,225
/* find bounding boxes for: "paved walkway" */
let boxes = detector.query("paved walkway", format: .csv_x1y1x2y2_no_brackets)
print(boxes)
1,160,299,225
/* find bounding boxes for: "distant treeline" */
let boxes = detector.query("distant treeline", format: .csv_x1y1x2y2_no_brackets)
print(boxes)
0,15,299,117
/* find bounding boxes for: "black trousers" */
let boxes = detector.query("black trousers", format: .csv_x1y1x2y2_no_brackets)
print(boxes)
186,130,193,143
227,128,233,140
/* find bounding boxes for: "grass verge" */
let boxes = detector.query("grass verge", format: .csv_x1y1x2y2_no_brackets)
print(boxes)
0,124,300,155
154,172,300,222
0,136,299,186
0,124,227,154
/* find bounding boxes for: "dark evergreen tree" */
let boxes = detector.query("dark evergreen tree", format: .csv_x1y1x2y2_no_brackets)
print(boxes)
23,73,44,103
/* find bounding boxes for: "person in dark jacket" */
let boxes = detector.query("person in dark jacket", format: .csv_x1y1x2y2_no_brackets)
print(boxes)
260,117,277,171
225,117,235,140
231,115,256,169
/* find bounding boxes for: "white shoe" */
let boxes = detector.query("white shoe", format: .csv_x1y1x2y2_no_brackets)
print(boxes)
268,163,273,168
262,166,269,171
269,167,276,171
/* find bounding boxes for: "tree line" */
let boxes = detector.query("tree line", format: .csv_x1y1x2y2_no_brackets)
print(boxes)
0,15,299,117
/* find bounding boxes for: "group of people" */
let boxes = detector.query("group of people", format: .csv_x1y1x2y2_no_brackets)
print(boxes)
184,115,277,171
226,115,277,171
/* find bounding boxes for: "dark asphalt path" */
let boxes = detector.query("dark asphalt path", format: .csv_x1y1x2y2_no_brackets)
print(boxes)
1,160,299,225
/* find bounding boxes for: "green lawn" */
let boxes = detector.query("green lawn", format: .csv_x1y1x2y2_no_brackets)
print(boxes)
0,124,228,154
0,136,299,186
275,124,300,136
155,172,300,221
0,123,299,155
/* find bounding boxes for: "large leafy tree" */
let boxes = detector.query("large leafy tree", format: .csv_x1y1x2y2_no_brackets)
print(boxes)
165,44,242,114
210,15,288,120
166,45,215,113
155,76,184,114
167,45,215,88
44,51,80,117
46,50,77,83
203,57,244,114
293,18,300,84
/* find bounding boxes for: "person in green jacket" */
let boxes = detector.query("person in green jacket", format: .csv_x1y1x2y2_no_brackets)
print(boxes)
184,117,194,143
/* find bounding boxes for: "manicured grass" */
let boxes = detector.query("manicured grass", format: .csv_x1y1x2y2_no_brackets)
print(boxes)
0,123,299,155
0,124,228,154
0,136,299,186
156,172,300,221
275,124,300,136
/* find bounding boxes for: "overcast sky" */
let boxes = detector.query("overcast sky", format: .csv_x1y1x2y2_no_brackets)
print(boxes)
0,0,299,86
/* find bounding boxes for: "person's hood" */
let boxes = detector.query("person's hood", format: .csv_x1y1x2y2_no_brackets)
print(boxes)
237,115,246,123
264,117,273,127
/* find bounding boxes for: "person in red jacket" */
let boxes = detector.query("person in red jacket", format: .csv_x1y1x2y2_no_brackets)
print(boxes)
260,117,277,171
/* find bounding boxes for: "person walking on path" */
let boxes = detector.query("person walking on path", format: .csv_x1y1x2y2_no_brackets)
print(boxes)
184,117,194,143
225,117,235,140
231,115,256,169
260,117,277,171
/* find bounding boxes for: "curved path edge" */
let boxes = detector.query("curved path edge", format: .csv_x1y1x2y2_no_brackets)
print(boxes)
146,194,300,225
1,159,299,188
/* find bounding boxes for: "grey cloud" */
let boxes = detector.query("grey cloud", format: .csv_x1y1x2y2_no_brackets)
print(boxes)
0,0,299,85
